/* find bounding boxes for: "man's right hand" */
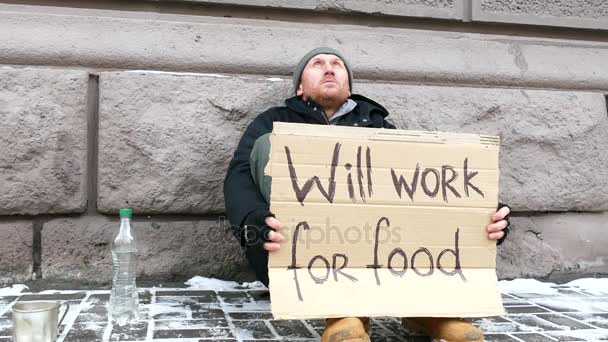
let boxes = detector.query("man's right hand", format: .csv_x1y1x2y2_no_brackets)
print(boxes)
263,216,283,252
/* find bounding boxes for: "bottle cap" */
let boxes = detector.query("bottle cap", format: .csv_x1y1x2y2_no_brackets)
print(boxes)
119,208,133,218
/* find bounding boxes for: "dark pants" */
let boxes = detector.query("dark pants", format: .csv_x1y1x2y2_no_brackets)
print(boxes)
244,133,272,287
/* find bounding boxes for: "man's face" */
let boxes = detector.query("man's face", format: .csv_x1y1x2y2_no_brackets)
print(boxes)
296,54,350,106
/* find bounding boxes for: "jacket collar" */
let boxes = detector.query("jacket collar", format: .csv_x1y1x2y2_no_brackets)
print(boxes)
285,94,390,121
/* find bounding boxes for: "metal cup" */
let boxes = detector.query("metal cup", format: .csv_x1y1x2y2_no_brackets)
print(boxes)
12,301,70,342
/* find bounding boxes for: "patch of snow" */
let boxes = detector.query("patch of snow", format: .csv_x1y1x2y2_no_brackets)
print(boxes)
500,278,608,313
532,298,608,313
155,319,222,330
234,327,256,340
79,322,106,331
184,276,265,291
499,279,559,295
0,284,29,296
39,290,83,295
566,278,608,296
265,77,284,82
473,318,517,333
79,297,97,312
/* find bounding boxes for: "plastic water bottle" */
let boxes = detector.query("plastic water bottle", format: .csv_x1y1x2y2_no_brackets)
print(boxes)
109,208,140,326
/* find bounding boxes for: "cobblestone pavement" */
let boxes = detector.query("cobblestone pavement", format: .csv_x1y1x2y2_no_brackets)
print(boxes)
1,281,607,342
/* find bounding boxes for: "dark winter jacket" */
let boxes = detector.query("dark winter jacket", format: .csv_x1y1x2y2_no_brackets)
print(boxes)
223,95,393,242
222,95,509,246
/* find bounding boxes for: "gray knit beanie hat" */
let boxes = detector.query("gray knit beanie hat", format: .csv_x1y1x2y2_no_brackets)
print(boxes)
292,47,353,94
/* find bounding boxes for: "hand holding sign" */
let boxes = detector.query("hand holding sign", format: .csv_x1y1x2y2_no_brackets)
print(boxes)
264,216,284,252
487,205,510,241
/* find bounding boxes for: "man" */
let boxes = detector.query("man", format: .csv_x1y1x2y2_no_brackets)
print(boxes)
224,47,511,342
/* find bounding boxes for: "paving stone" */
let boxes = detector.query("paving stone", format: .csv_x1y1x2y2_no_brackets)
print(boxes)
153,328,234,339
0,297,16,305
507,314,570,332
1,282,607,341
484,334,521,342
0,325,11,337
89,293,110,301
63,322,107,342
394,337,428,342
156,297,204,306
505,305,551,314
531,302,577,313
247,290,270,303
229,311,273,320
270,319,316,339
502,297,530,306
109,321,148,341
534,313,596,330
472,317,520,334
545,332,587,341
217,291,251,305
151,302,197,320
565,313,608,329
155,290,216,297
18,292,86,301
190,307,225,320
375,317,408,336
531,298,608,313
232,320,275,339
222,302,271,313
155,319,229,330
369,336,411,342
75,311,108,323
511,333,557,342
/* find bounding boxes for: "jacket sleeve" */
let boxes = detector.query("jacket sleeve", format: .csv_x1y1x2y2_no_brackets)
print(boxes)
223,112,274,241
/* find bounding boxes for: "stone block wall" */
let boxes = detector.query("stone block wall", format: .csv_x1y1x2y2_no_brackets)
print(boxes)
0,0,607,284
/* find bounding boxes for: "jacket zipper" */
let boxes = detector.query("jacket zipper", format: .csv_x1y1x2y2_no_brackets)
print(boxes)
319,110,330,125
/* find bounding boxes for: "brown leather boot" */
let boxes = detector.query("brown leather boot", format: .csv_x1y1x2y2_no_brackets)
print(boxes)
401,317,483,342
321,317,371,342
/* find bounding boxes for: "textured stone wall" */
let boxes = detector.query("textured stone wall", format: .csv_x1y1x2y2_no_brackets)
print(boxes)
475,0,608,30
0,69,88,215
0,1,607,284
172,0,463,19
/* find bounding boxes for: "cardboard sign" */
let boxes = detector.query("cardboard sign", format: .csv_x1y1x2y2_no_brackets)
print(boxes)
267,122,505,319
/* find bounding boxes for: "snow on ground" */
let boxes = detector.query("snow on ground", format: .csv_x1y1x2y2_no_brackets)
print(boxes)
0,276,604,296
500,278,608,313
0,284,29,296
499,277,608,295
565,278,608,296
184,276,265,291
1,277,607,341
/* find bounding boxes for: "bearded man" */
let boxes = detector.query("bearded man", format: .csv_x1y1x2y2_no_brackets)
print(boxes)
224,47,511,342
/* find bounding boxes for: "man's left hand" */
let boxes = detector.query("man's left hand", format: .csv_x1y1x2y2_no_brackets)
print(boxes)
487,205,511,241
